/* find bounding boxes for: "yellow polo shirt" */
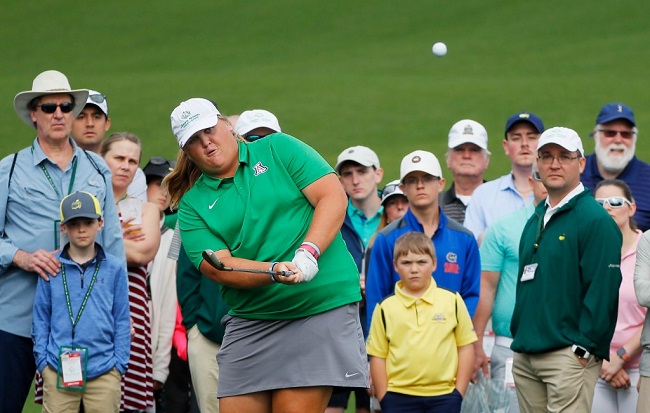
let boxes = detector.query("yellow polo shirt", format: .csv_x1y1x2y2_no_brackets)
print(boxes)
366,279,477,396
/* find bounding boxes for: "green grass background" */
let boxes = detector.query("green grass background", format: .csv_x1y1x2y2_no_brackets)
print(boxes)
3,1,648,412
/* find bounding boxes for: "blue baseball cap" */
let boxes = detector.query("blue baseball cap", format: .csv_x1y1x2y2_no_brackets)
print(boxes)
505,111,544,136
595,103,635,126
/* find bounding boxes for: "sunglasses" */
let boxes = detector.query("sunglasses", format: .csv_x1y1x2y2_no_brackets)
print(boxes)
597,129,634,139
89,93,106,104
38,102,75,114
595,196,632,208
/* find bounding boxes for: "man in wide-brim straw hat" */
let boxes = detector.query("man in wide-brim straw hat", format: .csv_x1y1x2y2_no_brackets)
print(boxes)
0,70,125,412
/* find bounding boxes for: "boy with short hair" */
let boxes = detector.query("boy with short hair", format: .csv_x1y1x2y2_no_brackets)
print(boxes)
32,191,130,412
366,232,476,413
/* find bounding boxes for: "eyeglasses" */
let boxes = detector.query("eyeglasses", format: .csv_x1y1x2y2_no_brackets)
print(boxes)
538,154,580,165
89,93,106,104
596,196,632,208
597,129,634,139
403,175,439,186
38,102,75,114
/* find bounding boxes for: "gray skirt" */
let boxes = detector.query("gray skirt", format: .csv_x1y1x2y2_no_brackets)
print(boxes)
217,303,369,397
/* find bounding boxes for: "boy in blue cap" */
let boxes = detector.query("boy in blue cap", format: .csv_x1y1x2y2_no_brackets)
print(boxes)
32,191,130,412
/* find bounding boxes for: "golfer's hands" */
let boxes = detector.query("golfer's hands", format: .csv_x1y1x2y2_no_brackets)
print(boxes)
292,248,319,282
13,249,60,281
271,261,303,284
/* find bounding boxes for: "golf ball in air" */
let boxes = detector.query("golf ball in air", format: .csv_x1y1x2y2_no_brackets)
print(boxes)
432,42,447,57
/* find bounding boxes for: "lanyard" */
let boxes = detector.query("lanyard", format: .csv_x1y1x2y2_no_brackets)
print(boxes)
32,145,78,198
61,260,101,341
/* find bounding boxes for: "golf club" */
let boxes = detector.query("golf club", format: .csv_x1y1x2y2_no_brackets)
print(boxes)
202,249,294,276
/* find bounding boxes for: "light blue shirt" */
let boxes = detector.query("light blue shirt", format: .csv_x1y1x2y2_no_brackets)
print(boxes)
479,203,534,337
0,138,125,337
346,198,383,247
464,173,533,240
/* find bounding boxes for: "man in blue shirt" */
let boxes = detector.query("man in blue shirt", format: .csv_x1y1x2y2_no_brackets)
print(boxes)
581,102,650,231
0,70,125,412
464,111,544,242
365,150,480,330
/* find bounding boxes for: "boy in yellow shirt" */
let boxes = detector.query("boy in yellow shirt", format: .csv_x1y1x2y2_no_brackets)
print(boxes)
366,232,476,412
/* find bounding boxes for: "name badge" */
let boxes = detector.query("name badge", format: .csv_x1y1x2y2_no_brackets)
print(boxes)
521,263,538,282
57,346,88,391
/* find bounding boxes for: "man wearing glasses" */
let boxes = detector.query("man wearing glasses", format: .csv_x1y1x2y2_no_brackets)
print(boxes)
510,127,622,413
581,102,650,231
71,90,148,202
0,70,125,411
439,119,491,224
365,150,480,331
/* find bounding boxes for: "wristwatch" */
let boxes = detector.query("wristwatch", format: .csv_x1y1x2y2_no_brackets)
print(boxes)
616,347,630,362
571,344,590,359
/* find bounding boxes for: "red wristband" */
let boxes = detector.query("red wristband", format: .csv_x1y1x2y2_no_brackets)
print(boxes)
300,242,320,260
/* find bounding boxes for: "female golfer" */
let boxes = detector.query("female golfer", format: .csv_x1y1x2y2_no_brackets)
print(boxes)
165,98,368,413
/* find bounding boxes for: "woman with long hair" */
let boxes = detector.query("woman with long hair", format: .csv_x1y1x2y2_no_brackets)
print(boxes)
164,98,367,413
102,132,161,412
592,179,645,413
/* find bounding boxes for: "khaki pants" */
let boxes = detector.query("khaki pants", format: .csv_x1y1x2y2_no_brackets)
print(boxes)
512,347,600,413
188,325,221,413
42,365,121,413
638,375,650,413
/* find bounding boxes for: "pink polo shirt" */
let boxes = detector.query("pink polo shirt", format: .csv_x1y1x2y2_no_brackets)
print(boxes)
610,230,647,369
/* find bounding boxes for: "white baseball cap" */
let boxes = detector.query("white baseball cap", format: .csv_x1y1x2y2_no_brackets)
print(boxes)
448,119,490,154
235,109,281,136
335,146,380,173
537,126,584,156
381,179,406,205
170,98,221,148
85,90,109,117
400,150,443,181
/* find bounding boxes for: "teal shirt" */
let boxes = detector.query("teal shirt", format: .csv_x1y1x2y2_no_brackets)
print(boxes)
479,203,534,337
347,198,383,247
178,133,361,320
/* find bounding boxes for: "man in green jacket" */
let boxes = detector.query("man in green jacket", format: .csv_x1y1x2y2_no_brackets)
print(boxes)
510,126,622,413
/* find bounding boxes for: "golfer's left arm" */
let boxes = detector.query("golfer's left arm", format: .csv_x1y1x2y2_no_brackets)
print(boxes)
300,173,347,253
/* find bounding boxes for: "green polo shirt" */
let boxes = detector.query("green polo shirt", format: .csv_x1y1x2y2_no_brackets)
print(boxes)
347,198,383,247
178,133,360,320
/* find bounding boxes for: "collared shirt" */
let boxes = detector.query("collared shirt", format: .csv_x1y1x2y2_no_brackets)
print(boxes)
32,244,130,378
365,208,481,331
366,279,477,397
543,183,584,226
0,137,125,337
346,198,383,247
464,173,534,240
581,154,650,231
480,203,535,337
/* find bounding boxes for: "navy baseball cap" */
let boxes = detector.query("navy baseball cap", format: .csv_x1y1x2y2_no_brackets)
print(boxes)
505,111,544,135
60,191,102,224
595,103,635,126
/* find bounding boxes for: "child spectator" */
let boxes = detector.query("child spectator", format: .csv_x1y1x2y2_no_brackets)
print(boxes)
32,191,130,412
366,232,476,413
